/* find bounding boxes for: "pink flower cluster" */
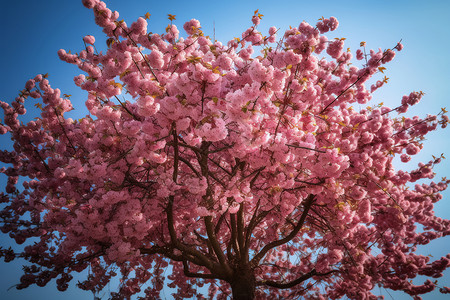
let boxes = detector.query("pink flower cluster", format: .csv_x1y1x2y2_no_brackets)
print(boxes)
0,0,448,299
316,16,339,33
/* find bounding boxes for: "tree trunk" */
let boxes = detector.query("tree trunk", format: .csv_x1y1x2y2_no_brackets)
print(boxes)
230,269,256,300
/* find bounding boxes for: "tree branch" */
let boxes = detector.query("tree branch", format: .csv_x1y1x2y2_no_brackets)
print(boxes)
319,41,402,114
215,212,227,235
207,170,227,188
208,157,232,176
178,156,201,178
237,203,247,263
165,196,220,273
140,244,214,272
250,194,315,267
209,143,235,154
229,212,241,259
114,95,138,120
198,142,233,277
193,230,215,258
239,166,266,187
244,200,271,254
286,144,326,153
182,260,220,279
177,142,202,154
204,215,233,277
172,126,179,183
258,269,338,289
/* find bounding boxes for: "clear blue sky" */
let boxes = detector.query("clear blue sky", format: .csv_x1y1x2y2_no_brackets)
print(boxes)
1,0,449,299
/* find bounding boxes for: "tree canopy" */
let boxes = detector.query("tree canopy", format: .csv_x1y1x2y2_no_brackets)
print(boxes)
1,0,449,299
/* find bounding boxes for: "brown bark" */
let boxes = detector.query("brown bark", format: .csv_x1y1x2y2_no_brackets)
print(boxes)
230,268,256,300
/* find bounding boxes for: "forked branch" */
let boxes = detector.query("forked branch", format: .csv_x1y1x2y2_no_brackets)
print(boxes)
250,194,315,267
258,269,339,288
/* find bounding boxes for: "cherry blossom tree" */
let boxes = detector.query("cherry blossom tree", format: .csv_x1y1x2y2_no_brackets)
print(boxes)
1,0,449,299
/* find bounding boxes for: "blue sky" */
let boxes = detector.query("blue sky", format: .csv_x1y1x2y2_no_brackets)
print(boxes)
1,0,449,299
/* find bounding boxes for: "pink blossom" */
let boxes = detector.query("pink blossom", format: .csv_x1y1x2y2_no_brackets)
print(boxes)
183,19,201,35
130,17,147,35
248,60,269,82
147,49,164,69
186,177,207,195
356,49,364,60
239,45,254,60
73,74,86,86
284,50,301,65
402,91,423,107
25,79,35,90
327,39,344,59
83,35,96,44
316,17,339,33
357,199,372,223
196,206,210,217
382,49,396,63
81,0,97,9
268,26,277,37
406,143,421,155
328,249,343,264
249,15,259,26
